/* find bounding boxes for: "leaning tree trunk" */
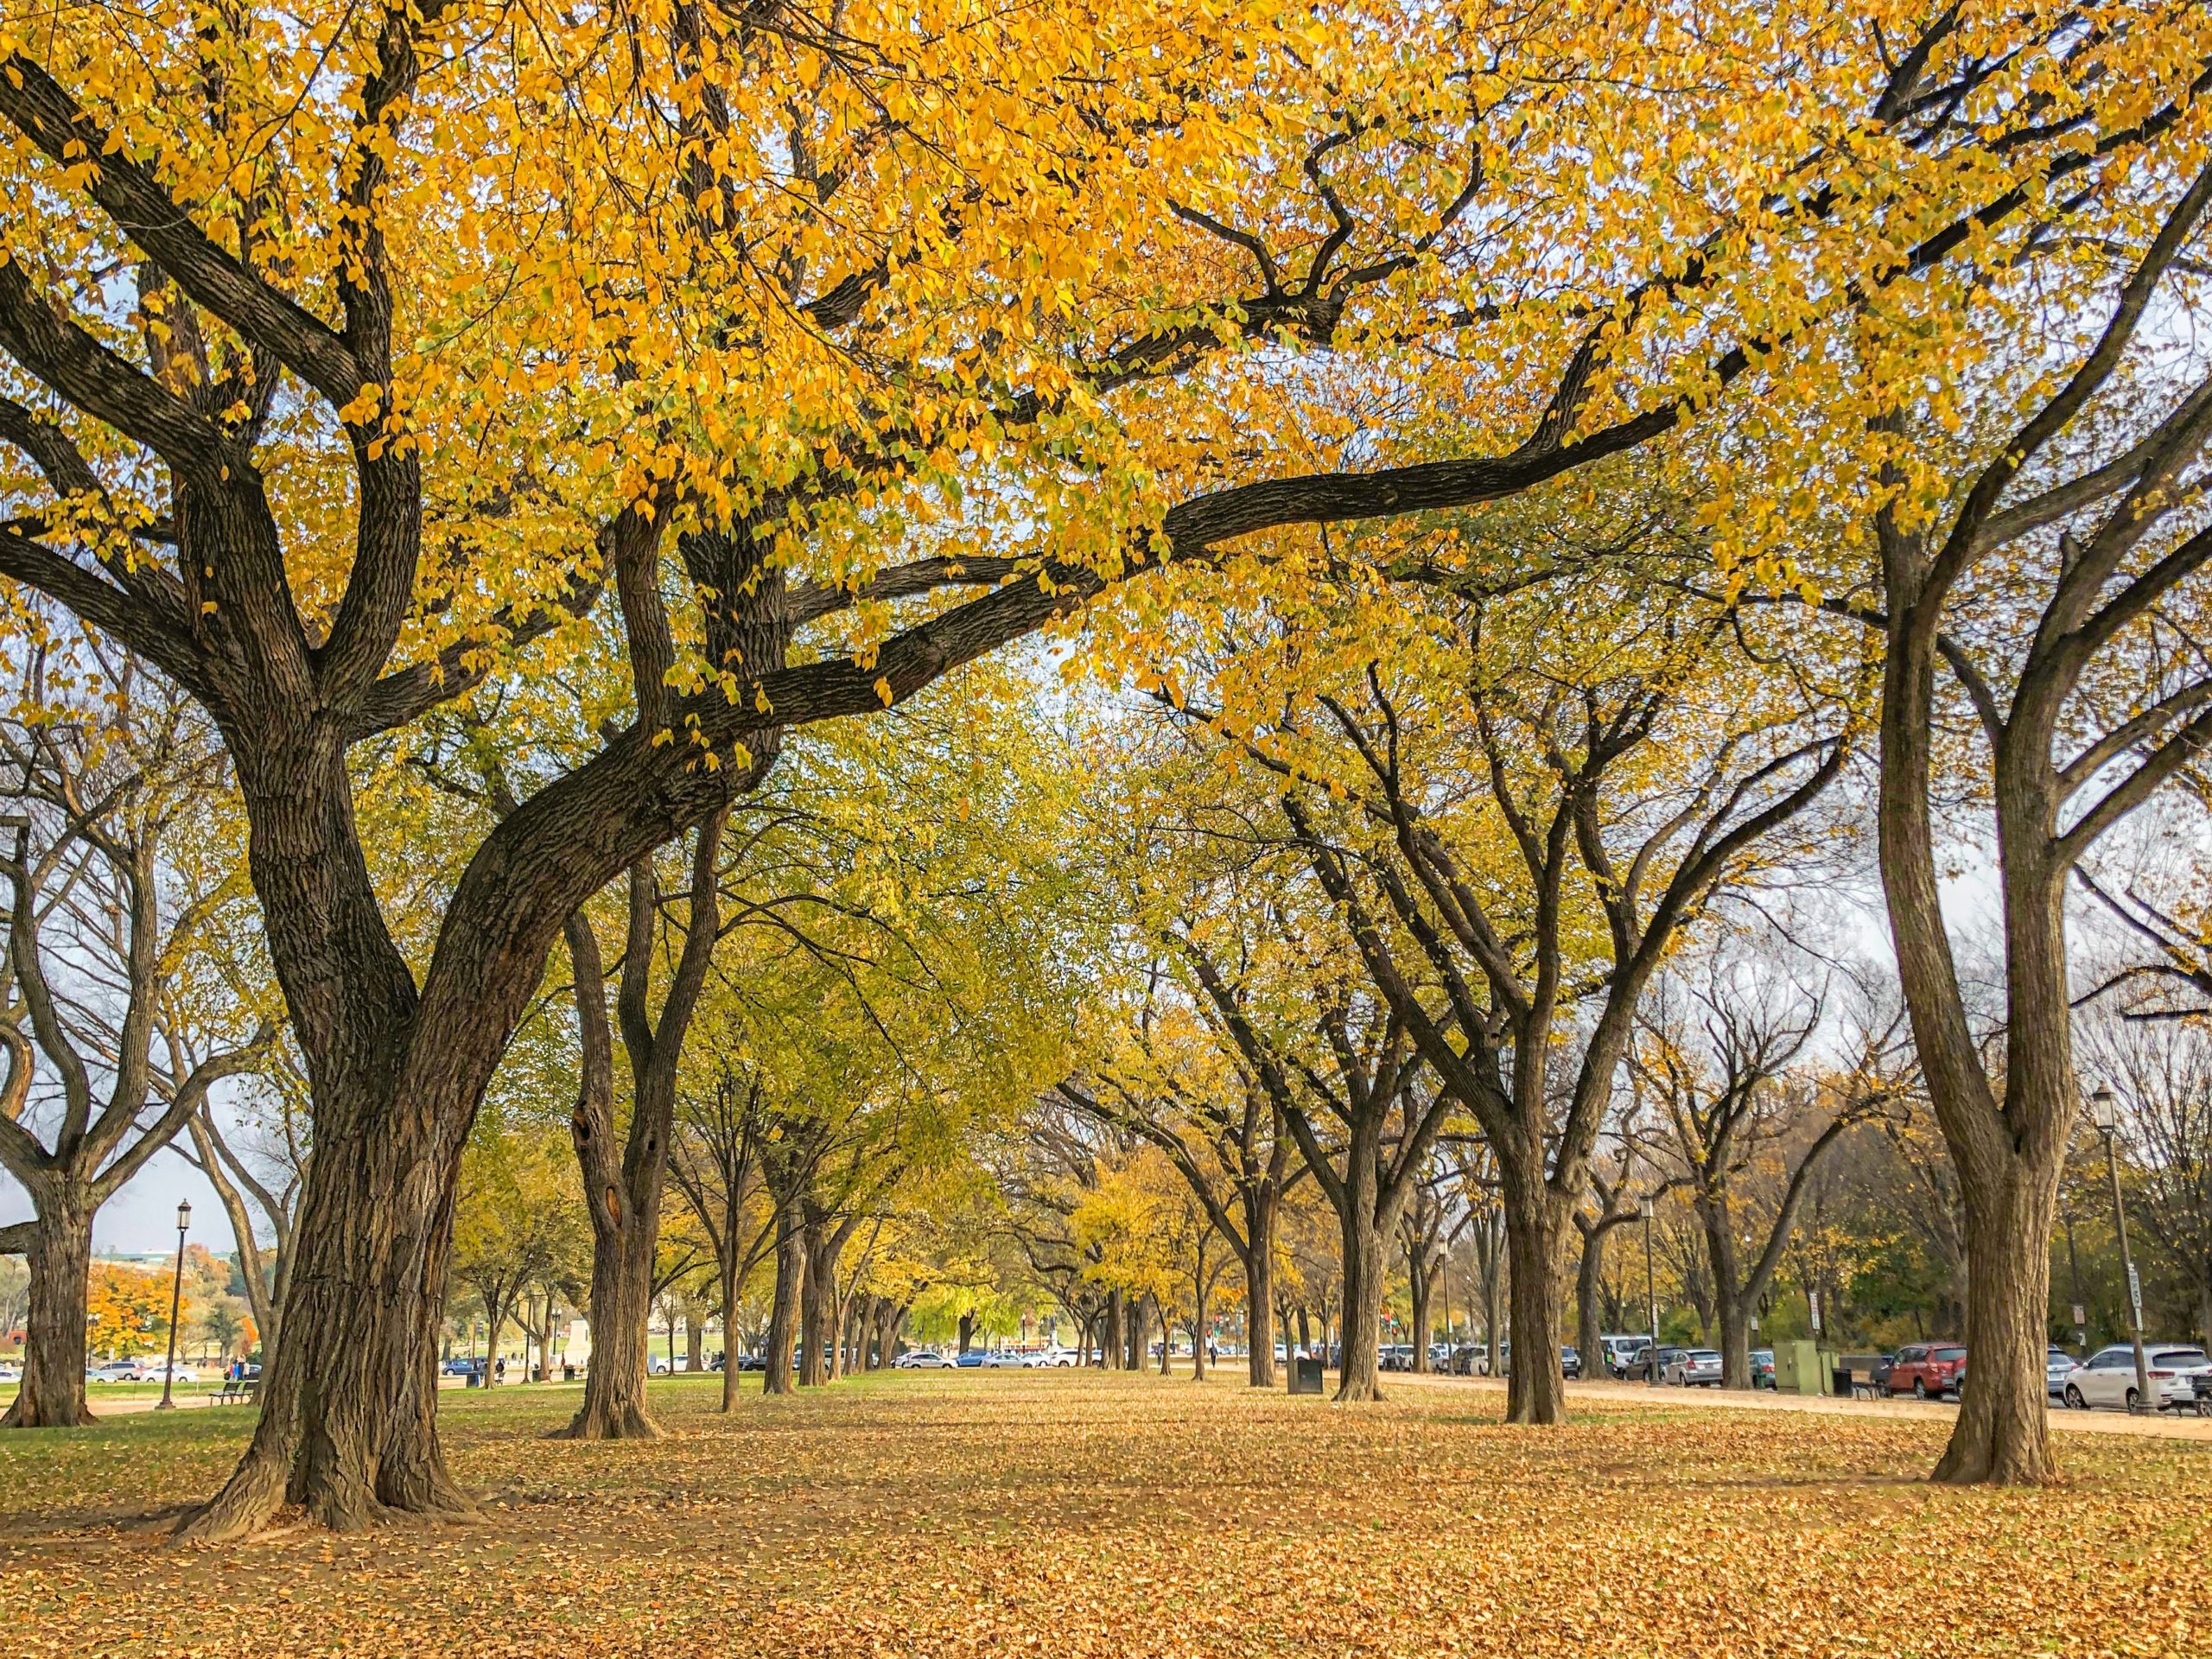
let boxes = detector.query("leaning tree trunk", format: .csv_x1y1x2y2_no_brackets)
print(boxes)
1500,1165,1569,1424
3,1195,93,1429
763,1205,804,1396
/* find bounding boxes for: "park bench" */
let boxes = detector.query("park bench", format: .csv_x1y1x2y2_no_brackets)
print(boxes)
207,1379,259,1406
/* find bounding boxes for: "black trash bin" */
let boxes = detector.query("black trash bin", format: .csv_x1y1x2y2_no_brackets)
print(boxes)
1289,1356,1325,1395
563,1363,575,1382
466,1370,481,1389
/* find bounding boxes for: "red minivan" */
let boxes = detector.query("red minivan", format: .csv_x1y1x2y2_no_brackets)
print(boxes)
1887,1342,1967,1400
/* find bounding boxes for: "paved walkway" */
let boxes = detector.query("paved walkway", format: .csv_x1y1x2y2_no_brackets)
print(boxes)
1400,1370,2212,1440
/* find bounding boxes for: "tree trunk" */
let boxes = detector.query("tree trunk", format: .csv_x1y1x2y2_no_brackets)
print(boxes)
1336,1194,1386,1403
1244,1216,1276,1388
764,1204,804,1396
1408,1245,1433,1375
1701,1199,1748,1389
1933,1149,2062,1484
1500,1166,1569,1424
2,1198,93,1429
1575,1221,1607,1381
560,1202,658,1437
182,1104,470,1537
798,1211,829,1388
1101,1293,1121,1369
719,1256,742,1412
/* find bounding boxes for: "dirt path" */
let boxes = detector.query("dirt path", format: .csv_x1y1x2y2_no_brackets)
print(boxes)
1402,1370,2212,1440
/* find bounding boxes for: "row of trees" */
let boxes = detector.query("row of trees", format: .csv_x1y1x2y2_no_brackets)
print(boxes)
1,0,2209,1535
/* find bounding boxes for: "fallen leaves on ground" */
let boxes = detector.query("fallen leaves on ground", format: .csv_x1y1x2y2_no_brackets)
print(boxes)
0,1372,2205,1657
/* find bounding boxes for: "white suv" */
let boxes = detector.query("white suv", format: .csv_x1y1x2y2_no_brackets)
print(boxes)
2062,1344,2212,1411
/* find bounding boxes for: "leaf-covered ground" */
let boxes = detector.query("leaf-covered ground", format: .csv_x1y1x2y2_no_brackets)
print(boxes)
2,1370,2206,1656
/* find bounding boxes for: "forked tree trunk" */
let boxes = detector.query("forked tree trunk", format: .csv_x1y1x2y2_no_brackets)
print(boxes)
1102,1292,1122,1369
3,1198,93,1428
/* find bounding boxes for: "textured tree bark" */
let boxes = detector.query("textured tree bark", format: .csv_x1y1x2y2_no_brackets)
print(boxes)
1336,1183,1386,1403
2,1197,92,1428
1408,1243,1434,1374
763,1202,804,1396
1243,1211,1276,1388
798,1211,830,1388
1574,1220,1610,1381
1500,1166,1569,1425
1102,1293,1122,1370
185,1090,470,1537
1933,1147,2062,1483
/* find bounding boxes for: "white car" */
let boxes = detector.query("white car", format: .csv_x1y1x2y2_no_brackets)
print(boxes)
2062,1344,2212,1411
977,1350,1026,1369
0,1363,21,1382
1024,1348,1078,1368
133,1363,198,1383
892,1350,951,1369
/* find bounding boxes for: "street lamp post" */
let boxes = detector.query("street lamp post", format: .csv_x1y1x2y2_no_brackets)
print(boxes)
2089,1086,2152,1410
156,1199,191,1410
1640,1195,1657,1386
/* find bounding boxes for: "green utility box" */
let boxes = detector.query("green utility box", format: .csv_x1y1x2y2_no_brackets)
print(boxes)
1772,1339,1827,1396
1288,1357,1325,1395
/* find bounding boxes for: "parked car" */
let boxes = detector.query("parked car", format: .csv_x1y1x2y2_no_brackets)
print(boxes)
1885,1342,1967,1400
893,1349,951,1370
1560,1344,1582,1379
1664,1349,1723,1387
1599,1335,1651,1379
1377,1344,1416,1372
134,1363,198,1383
978,1349,1025,1370
1750,1349,1776,1389
1639,1345,1687,1382
1428,1343,1454,1370
2063,1344,2212,1412
86,1362,138,1383
1021,1348,1077,1368
2045,1348,2076,1398
0,1362,20,1382
441,1357,484,1376
954,1348,987,1368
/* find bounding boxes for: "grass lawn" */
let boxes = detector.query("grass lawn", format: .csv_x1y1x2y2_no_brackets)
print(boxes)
0,1370,2206,1656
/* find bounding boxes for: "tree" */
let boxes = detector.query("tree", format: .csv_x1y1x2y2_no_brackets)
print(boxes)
556,810,724,1440
670,1050,776,1410
2081,1019,2212,1347
1827,162,2212,1482
1635,965,1897,1385
0,646,267,1426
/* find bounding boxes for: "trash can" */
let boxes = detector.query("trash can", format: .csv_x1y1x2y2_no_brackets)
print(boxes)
1289,1356,1325,1395
466,1370,481,1389
563,1363,575,1382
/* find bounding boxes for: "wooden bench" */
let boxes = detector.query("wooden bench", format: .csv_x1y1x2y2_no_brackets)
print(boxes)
207,1380,259,1405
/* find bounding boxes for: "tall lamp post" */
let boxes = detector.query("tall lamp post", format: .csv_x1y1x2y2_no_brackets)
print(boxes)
2089,1086,2152,1409
1641,1194,1658,1385
156,1199,191,1410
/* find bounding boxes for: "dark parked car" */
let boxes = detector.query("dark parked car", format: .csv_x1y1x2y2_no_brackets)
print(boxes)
1560,1344,1581,1379
1750,1349,1776,1389
441,1357,485,1377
